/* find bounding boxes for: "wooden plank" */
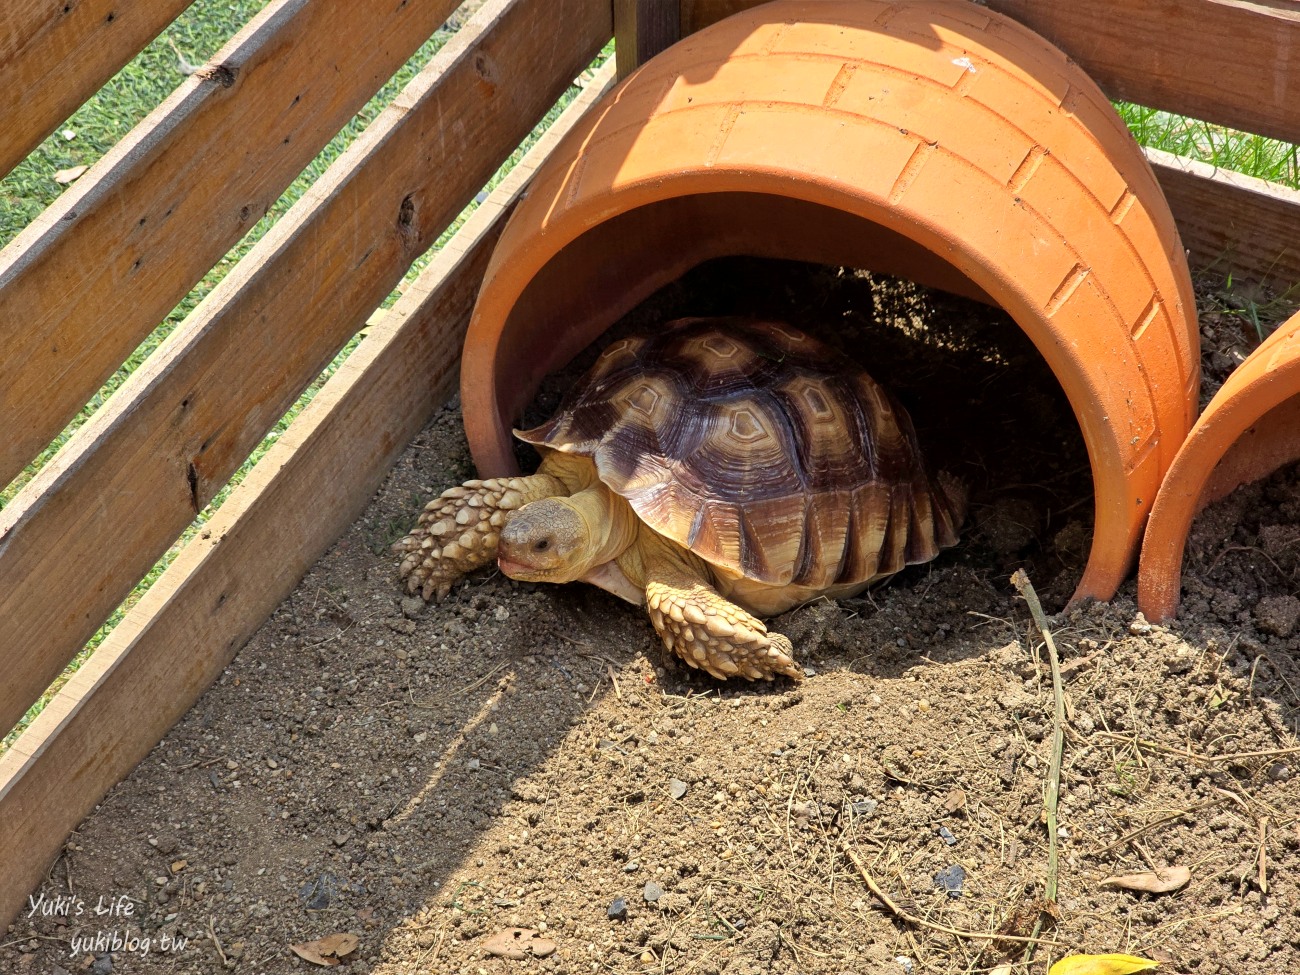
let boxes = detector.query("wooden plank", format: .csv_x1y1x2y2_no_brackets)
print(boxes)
0,0,193,179
985,0,1300,147
1148,148,1300,290
0,62,619,933
0,0,612,739
679,0,762,36
615,0,681,79
0,0,465,490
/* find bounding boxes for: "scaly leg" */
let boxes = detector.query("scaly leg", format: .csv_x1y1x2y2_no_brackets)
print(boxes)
641,544,802,682
394,471,566,600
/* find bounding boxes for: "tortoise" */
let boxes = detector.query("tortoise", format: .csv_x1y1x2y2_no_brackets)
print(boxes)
394,317,965,681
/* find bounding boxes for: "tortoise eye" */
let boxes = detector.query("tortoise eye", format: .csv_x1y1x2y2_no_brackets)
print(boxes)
534,539,550,552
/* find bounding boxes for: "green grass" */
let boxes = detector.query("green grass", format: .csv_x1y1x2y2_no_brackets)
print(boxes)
1,2,272,244
2,0,460,506
0,0,608,752
1115,102,1300,189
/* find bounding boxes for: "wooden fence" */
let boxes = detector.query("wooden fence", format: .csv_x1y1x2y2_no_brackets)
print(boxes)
1,0,1298,930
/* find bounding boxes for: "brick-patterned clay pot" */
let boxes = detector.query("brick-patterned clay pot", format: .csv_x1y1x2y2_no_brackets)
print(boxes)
460,0,1199,604
1140,312,1300,620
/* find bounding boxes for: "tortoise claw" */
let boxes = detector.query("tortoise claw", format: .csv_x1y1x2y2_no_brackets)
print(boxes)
396,471,567,601
646,577,803,682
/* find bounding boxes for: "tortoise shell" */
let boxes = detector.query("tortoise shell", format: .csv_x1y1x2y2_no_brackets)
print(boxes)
516,318,962,591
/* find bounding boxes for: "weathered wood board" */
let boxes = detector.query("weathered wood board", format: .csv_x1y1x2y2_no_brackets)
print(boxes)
0,0,192,178
615,0,682,78
1148,148,1300,291
0,0,463,489
0,0,611,739
0,56,616,938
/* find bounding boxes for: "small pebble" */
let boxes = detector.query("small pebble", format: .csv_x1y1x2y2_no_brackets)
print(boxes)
895,957,913,974
850,799,878,818
643,881,663,902
466,758,481,771
623,862,640,873
607,897,628,920
938,826,957,846
933,863,965,898
400,596,425,619
668,778,688,800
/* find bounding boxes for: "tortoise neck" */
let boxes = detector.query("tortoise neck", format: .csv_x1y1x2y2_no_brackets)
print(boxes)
536,449,599,494
617,522,712,592
564,483,638,571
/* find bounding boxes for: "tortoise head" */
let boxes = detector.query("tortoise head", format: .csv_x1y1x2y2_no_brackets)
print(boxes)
497,497,597,584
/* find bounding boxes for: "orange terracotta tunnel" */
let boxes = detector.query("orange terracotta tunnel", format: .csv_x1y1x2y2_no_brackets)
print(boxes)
1140,312,1300,621
458,0,1201,605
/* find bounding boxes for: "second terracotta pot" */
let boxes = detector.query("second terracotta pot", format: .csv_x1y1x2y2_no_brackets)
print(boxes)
1140,310,1300,621
459,0,1200,604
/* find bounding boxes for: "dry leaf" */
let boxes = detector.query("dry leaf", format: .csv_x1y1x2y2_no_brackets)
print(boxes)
1048,953,1159,975
289,932,359,967
288,942,335,967
483,927,557,960
316,933,358,957
990,965,1014,975
1099,866,1190,894
943,787,967,813
54,165,88,185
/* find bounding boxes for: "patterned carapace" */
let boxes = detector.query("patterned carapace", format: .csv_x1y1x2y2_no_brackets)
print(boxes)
517,318,963,590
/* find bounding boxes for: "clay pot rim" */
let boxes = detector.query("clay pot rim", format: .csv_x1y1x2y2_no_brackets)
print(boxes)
472,168,1112,444
465,172,1131,604
1140,312,1300,620
1157,314,1300,500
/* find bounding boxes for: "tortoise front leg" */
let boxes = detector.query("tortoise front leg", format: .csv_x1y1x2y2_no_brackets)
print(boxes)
640,547,802,682
394,471,566,601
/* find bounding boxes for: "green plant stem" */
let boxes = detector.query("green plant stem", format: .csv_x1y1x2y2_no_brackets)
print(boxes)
1010,569,1065,963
